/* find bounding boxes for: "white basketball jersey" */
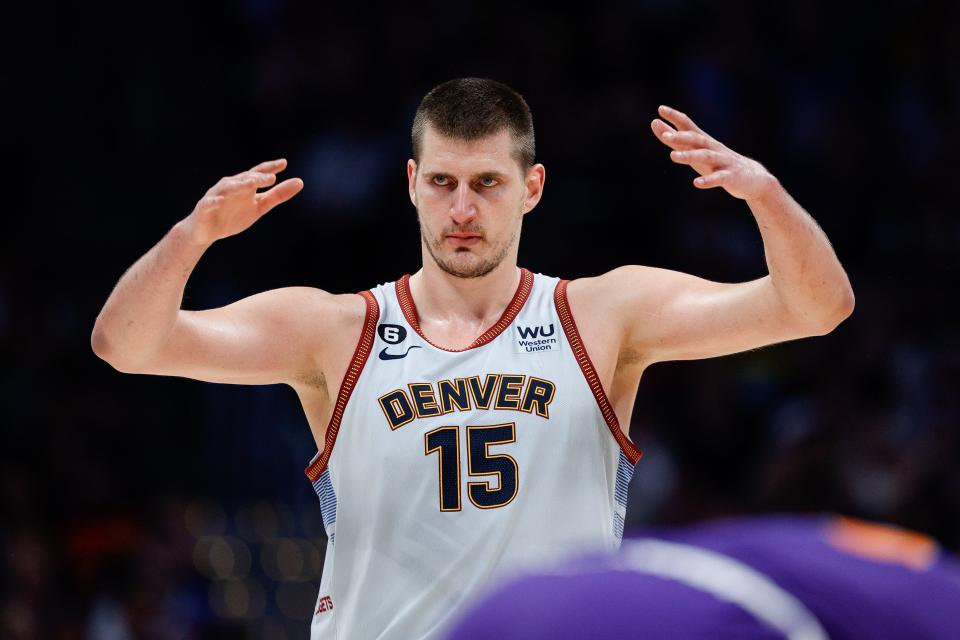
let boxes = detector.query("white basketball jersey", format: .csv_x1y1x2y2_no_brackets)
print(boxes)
304,268,642,639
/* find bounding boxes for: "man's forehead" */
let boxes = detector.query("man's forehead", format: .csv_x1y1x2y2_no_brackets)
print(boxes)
419,126,519,173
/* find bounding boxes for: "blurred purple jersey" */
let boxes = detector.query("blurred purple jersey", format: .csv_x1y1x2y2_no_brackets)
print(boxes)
444,515,960,640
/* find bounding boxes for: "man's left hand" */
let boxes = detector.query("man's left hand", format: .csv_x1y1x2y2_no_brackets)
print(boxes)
652,105,776,201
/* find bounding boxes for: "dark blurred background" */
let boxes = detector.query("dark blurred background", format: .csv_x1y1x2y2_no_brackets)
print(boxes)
4,0,959,637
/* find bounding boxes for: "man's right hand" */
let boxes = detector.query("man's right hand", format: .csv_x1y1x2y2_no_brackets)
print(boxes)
182,158,304,246
93,151,369,454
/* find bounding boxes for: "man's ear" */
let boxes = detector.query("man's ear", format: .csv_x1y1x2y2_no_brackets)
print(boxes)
522,163,546,214
407,159,418,207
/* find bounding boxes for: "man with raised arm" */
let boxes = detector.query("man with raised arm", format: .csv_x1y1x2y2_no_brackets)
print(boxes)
92,77,854,639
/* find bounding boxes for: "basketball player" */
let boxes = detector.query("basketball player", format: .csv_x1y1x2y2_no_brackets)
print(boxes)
444,514,960,639
91,78,854,638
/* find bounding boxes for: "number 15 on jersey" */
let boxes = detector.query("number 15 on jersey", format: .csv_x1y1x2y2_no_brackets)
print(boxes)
424,423,519,511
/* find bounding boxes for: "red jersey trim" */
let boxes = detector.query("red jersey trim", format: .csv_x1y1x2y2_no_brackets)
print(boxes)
554,279,643,465
304,290,380,481
395,268,534,352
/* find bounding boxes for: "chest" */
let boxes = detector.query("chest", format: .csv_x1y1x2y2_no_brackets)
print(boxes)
335,341,608,511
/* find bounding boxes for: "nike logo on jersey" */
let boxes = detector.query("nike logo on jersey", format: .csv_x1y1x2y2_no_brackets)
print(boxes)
378,345,422,361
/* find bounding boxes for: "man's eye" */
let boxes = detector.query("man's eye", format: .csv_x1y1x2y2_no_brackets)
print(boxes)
480,177,498,187
433,176,449,186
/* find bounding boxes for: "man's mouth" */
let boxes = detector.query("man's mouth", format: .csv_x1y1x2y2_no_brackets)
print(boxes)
446,232,482,246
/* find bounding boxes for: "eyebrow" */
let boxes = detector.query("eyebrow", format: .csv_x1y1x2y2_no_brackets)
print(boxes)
422,170,511,181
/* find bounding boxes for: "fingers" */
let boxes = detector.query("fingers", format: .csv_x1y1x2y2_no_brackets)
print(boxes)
213,158,289,194
658,105,703,133
655,127,717,151
669,148,726,166
256,177,305,215
693,169,732,189
242,172,278,188
215,171,278,195
650,117,676,139
651,114,719,155
652,106,735,191
248,158,288,174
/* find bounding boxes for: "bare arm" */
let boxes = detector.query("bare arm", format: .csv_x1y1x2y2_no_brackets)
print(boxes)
582,106,854,367
91,158,320,385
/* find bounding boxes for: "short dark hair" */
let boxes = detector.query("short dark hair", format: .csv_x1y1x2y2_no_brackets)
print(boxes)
411,78,535,171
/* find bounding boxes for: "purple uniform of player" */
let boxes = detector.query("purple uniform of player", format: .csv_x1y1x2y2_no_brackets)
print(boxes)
444,515,960,639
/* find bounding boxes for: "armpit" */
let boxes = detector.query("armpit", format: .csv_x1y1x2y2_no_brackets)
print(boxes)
616,347,644,370
294,367,329,399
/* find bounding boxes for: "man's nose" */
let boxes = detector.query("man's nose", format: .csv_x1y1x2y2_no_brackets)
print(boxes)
450,182,478,224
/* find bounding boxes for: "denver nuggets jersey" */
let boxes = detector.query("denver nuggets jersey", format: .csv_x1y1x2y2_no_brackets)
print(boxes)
304,268,643,639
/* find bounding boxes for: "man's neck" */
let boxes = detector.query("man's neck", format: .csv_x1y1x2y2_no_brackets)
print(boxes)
408,258,521,329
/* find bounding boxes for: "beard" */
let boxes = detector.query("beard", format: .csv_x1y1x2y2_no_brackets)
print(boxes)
418,213,518,279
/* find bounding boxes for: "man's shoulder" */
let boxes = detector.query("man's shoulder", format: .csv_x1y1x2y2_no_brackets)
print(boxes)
565,265,666,305
257,286,369,335
563,266,678,352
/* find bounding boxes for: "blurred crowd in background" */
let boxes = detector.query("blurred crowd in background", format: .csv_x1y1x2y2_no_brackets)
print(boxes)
4,0,958,638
